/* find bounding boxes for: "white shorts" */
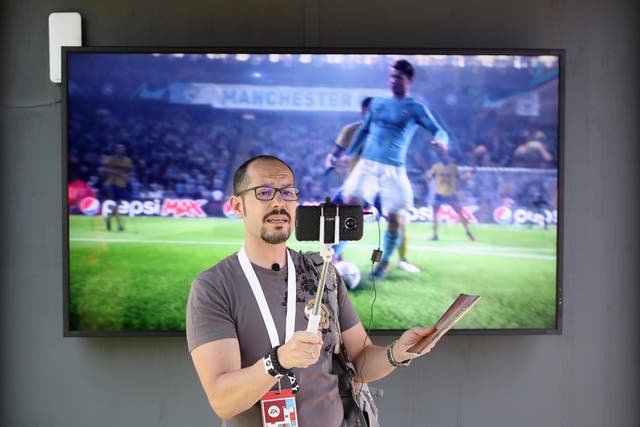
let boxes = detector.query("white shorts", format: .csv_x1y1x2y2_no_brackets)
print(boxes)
342,159,414,217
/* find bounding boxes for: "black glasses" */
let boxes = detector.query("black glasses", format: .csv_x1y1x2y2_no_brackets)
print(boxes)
236,186,301,201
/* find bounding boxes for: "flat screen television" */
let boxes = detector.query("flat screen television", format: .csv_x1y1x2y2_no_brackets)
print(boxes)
63,47,563,336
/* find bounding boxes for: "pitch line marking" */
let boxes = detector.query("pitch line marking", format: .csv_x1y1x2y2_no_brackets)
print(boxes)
70,237,555,260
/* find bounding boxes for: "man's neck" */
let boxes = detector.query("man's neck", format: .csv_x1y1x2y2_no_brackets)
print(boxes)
243,240,288,270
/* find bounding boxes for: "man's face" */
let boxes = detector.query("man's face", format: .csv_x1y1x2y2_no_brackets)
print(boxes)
389,68,411,97
231,159,297,246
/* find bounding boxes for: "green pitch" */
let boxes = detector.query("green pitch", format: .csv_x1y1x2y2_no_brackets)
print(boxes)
68,215,558,333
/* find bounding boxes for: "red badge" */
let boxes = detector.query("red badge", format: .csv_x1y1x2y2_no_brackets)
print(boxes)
260,389,298,427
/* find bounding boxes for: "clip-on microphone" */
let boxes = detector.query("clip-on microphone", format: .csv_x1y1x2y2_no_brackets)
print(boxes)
306,200,340,333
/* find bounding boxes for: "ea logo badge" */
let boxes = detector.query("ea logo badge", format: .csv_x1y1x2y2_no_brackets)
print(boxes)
79,197,101,216
267,404,280,417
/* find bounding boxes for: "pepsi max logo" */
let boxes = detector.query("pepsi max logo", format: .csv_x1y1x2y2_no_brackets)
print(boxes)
222,200,238,219
493,206,513,224
79,197,101,216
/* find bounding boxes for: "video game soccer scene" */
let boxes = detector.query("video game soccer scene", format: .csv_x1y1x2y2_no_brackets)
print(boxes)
65,50,561,334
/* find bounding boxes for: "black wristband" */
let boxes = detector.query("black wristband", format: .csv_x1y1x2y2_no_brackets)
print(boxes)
387,340,411,367
263,345,291,378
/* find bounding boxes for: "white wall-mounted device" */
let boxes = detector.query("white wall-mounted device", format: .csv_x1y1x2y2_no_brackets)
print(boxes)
48,12,82,83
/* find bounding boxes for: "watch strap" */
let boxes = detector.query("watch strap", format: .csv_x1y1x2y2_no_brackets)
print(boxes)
263,345,290,378
387,340,411,367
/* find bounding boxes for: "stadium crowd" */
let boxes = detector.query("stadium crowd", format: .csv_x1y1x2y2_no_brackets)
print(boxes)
69,97,557,220
68,53,558,220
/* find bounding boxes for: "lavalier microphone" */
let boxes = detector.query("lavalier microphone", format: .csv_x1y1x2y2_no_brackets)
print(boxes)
271,263,280,271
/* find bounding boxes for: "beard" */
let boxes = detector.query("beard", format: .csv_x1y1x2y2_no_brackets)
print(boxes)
260,208,291,244
260,228,290,244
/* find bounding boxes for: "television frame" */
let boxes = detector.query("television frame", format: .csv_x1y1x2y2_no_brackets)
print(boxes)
62,46,564,337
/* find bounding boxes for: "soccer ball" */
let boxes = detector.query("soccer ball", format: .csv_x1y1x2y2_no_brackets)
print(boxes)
334,260,361,290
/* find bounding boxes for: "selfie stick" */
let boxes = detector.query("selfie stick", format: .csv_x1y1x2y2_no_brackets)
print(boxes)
306,202,340,333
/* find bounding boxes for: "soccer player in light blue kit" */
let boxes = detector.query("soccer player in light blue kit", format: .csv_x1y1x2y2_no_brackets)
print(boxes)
342,59,449,280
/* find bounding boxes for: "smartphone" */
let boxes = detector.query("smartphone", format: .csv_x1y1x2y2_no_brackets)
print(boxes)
295,204,364,243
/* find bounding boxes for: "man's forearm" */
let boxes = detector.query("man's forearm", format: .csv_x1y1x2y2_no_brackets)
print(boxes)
200,358,279,420
351,343,397,383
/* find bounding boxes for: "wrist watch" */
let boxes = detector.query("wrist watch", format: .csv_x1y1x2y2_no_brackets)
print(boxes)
387,340,411,367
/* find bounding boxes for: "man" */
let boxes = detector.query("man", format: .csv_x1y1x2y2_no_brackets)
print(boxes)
187,155,440,426
520,180,550,230
426,148,476,241
342,59,450,280
101,144,132,231
326,97,421,274
513,119,553,168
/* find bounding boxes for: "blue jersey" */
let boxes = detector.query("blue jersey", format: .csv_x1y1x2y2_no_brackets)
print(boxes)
346,96,449,166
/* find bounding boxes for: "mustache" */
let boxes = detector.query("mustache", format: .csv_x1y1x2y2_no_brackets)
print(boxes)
263,209,291,222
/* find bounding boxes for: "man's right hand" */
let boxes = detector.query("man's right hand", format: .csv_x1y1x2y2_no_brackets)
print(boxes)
430,140,448,152
324,153,337,171
277,331,322,369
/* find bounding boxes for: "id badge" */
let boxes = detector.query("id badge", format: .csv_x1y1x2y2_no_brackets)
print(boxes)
260,388,298,427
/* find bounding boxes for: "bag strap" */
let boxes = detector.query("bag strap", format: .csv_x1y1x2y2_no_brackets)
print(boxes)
302,251,381,427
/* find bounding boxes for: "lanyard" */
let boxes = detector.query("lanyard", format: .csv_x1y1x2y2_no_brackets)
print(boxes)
238,246,296,347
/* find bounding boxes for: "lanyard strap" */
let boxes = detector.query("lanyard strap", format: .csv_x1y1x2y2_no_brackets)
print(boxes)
238,246,296,347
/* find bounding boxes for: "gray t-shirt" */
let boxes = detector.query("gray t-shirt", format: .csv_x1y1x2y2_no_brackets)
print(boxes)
186,249,361,427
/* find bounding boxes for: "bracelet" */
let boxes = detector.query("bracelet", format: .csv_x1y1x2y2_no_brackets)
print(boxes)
263,345,291,379
387,340,411,367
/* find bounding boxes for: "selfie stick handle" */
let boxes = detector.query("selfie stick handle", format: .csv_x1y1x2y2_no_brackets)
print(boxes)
306,244,333,333
306,204,339,333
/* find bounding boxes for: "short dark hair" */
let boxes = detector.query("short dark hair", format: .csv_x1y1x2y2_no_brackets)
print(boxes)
392,59,414,80
233,155,295,194
361,96,372,109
